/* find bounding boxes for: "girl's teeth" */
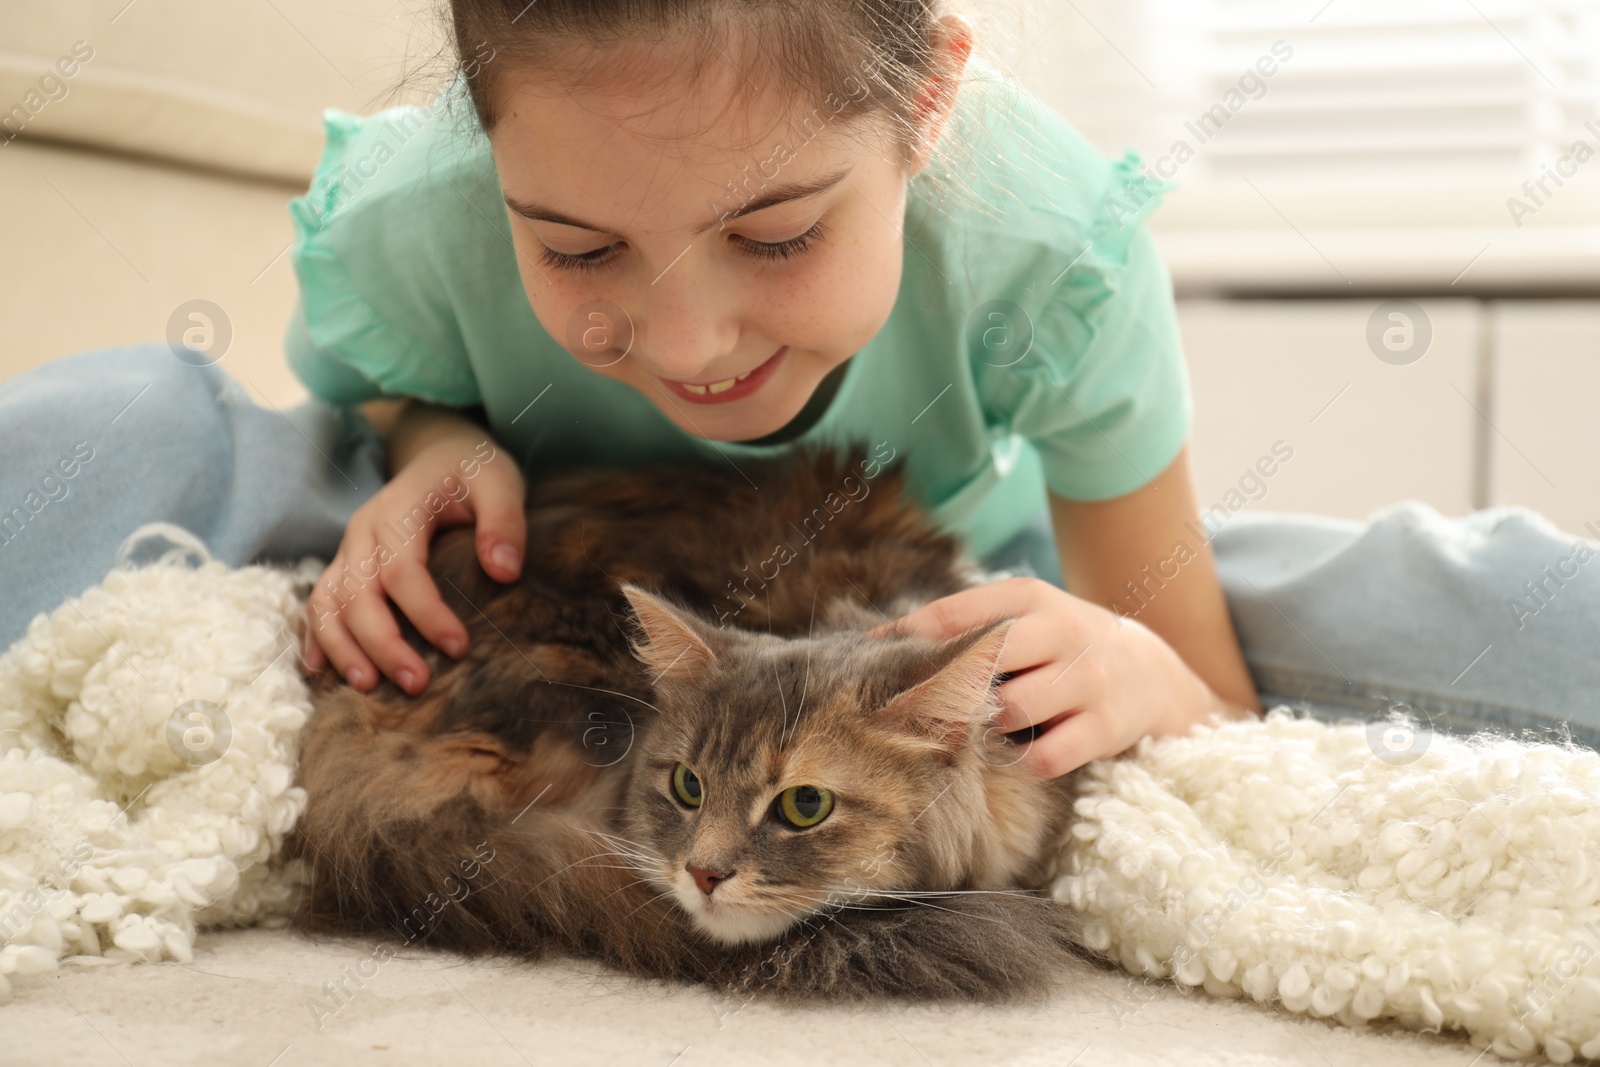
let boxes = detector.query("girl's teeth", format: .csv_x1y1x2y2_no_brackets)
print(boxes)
679,364,760,396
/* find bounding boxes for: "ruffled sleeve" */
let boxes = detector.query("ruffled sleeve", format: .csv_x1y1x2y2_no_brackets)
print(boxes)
283,97,486,408
978,152,1192,501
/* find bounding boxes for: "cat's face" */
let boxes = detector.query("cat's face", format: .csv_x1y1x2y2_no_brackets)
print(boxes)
616,584,1020,946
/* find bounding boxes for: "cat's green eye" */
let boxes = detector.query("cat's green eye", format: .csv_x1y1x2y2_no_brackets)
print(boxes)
776,785,834,829
672,763,703,808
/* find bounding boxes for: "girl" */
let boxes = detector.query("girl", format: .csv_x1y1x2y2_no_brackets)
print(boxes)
4,0,1590,775
288,0,1261,782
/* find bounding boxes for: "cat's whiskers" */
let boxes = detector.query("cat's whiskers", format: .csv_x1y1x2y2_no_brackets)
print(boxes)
793,893,942,917
559,829,677,912
582,839,657,867
764,886,883,918
779,587,819,753
592,876,664,909
583,829,667,868
868,887,1035,899
770,656,790,755
835,895,1019,925
551,679,664,716
758,889,839,919
526,845,662,893
576,830,681,902
584,826,660,852
583,824,660,851
597,860,670,892
459,659,643,726
577,847,664,880
772,899,873,947
729,883,889,934
818,886,1031,906
774,882,1034,926
620,887,683,924
722,887,815,914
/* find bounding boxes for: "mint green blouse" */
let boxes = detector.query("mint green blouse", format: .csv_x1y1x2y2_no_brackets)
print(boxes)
283,59,1191,560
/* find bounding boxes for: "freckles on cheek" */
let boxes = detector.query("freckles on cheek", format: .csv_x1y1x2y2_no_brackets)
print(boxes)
509,251,588,355
762,228,902,348
519,283,568,349
817,237,903,347
832,197,908,316
509,226,577,305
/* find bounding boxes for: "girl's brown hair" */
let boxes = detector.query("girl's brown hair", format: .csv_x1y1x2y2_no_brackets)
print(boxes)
446,0,961,168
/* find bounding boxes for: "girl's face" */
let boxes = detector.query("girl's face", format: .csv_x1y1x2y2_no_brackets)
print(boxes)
488,27,966,443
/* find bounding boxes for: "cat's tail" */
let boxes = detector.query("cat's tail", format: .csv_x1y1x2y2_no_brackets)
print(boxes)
707,888,1089,1004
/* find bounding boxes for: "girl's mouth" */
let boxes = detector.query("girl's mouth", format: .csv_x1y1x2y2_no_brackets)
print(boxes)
661,346,787,405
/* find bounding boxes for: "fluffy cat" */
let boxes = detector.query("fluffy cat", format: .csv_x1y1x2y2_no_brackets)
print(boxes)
291,447,1086,1002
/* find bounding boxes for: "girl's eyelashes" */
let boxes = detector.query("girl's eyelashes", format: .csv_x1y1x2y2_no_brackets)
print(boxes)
537,242,622,275
729,219,827,263
533,219,828,275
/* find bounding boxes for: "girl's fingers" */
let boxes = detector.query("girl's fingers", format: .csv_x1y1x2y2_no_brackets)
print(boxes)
1018,708,1115,780
993,642,1101,730
871,583,1095,696
300,616,327,675
990,611,1097,684
306,594,380,692
869,581,1013,639
869,578,1054,642
300,448,528,690
380,554,469,658
472,469,528,582
302,556,353,676
343,591,429,694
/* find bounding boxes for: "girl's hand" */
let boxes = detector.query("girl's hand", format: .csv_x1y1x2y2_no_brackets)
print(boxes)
868,577,1244,779
301,413,525,695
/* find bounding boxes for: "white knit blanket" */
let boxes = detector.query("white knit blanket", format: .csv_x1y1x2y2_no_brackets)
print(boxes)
0,539,310,998
1050,712,1600,1063
3,552,1598,1063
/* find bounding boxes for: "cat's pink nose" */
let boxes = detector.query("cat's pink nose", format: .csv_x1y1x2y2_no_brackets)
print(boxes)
687,864,732,896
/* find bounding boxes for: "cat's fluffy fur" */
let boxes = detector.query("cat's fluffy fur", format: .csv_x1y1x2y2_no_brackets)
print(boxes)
291,449,1085,1002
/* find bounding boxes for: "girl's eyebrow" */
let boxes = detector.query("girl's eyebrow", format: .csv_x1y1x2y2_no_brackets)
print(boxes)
502,166,854,237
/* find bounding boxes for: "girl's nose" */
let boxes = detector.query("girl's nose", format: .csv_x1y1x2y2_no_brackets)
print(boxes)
631,264,741,381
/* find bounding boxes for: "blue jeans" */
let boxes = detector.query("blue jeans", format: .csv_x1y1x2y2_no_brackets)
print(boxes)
6,345,1599,748
0,345,386,646
986,500,1600,749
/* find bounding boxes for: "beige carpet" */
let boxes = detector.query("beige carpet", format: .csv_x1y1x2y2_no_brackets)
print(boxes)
4,927,1500,1066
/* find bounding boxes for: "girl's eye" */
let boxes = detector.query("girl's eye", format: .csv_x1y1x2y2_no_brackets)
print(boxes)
732,219,827,262
775,784,833,829
537,242,622,275
533,219,827,274
672,763,703,808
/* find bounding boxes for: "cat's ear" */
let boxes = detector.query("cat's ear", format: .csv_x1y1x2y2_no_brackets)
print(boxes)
881,618,1015,760
619,583,718,681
